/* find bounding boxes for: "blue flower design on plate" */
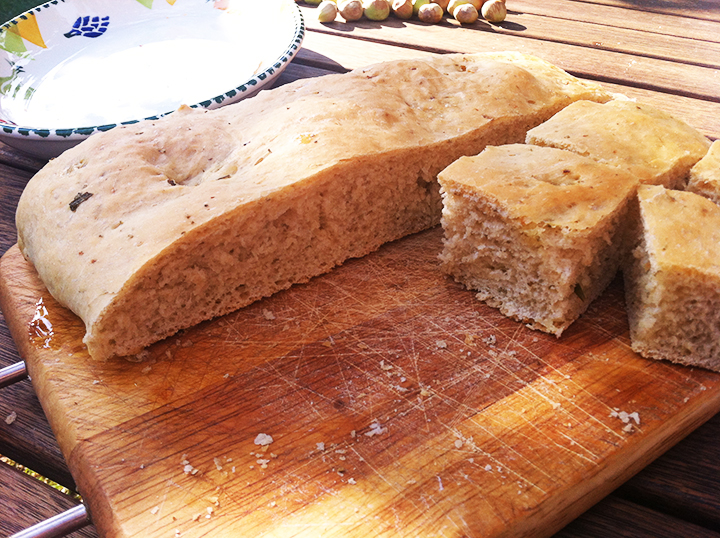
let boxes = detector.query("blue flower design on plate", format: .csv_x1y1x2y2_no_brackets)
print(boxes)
64,16,110,38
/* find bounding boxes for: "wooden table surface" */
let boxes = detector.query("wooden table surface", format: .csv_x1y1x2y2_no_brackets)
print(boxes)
1,0,720,536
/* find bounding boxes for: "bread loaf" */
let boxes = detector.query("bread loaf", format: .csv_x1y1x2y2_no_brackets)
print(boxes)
687,140,720,205
623,185,720,372
525,100,711,189
438,144,638,336
16,52,611,360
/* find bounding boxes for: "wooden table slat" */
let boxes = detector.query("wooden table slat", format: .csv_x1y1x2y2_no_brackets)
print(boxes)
509,0,720,42
484,12,720,69
617,413,720,530
298,9,720,102
554,495,720,538
576,0,720,22
0,460,97,538
0,357,77,489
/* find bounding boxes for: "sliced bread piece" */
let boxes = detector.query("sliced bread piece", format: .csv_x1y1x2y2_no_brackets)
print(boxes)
623,185,720,372
438,144,639,337
687,140,720,206
16,52,612,360
525,99,710,189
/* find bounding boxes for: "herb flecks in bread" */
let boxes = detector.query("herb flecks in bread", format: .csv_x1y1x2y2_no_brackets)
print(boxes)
16,52,611,360
438,144,639,337
526,99,711,189
623,185,720,372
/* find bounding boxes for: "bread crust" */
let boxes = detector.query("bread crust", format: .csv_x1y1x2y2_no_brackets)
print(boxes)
526,99,711,189
687,140,720,205
438,144,639,336
623,185,720,371
16,52,611,360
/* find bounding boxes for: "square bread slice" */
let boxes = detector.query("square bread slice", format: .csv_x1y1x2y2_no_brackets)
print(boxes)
15,52,612,360
623,185,720,372
438,144,639,337
687,140,720,206
525,99,711,189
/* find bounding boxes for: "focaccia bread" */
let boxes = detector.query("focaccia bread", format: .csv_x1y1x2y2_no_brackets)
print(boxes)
623,185,720,372
687,140,720,205
438,144,639,337
525,99,711,188
16,52,612,360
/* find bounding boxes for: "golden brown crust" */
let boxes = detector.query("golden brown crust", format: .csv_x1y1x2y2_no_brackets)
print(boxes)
438,144,638,336
526,99,710,188
624,185,720,371
687,140,720,206
637,186,720,276
16,52,611,360
439,144,638,235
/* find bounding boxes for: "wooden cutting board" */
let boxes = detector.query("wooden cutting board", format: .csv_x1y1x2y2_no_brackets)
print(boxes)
1,227,719,538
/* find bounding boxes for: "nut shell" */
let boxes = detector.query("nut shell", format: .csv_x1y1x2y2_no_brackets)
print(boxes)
392,0,414,18
418,2,443,22
453,3,478,22
481,0,506,21
412,0,431,15
339,0,364,20
364,0,391,19
317,0,339,22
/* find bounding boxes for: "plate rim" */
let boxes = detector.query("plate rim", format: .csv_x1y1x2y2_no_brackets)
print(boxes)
0,0,305,143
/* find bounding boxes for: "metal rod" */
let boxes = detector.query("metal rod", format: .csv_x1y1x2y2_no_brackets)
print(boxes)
0,361,28,389
10,504,90,538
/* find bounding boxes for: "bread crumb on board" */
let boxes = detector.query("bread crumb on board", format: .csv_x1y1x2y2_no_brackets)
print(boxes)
364,420,388,437
610,409,640,432
254,433,274,446
181,454,199,475
610,409,640,424
5,411,17,425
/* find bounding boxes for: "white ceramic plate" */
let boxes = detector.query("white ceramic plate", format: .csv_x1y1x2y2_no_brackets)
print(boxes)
0,0,304,159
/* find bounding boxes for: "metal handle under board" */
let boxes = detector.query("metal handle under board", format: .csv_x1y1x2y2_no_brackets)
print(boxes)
10,505,91,538
1,362,92,537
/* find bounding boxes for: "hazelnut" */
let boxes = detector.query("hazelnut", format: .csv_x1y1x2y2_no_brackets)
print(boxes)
433,0,450,9
418,2,443,22
317,0,338,21
392,0,413,18
447,0,480,13
481,0,505,21
339,0,364,20
453,2,478,22
364,0,391,19
412,0,431,15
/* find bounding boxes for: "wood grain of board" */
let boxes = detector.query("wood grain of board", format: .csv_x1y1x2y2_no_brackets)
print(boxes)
1,225,720,538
